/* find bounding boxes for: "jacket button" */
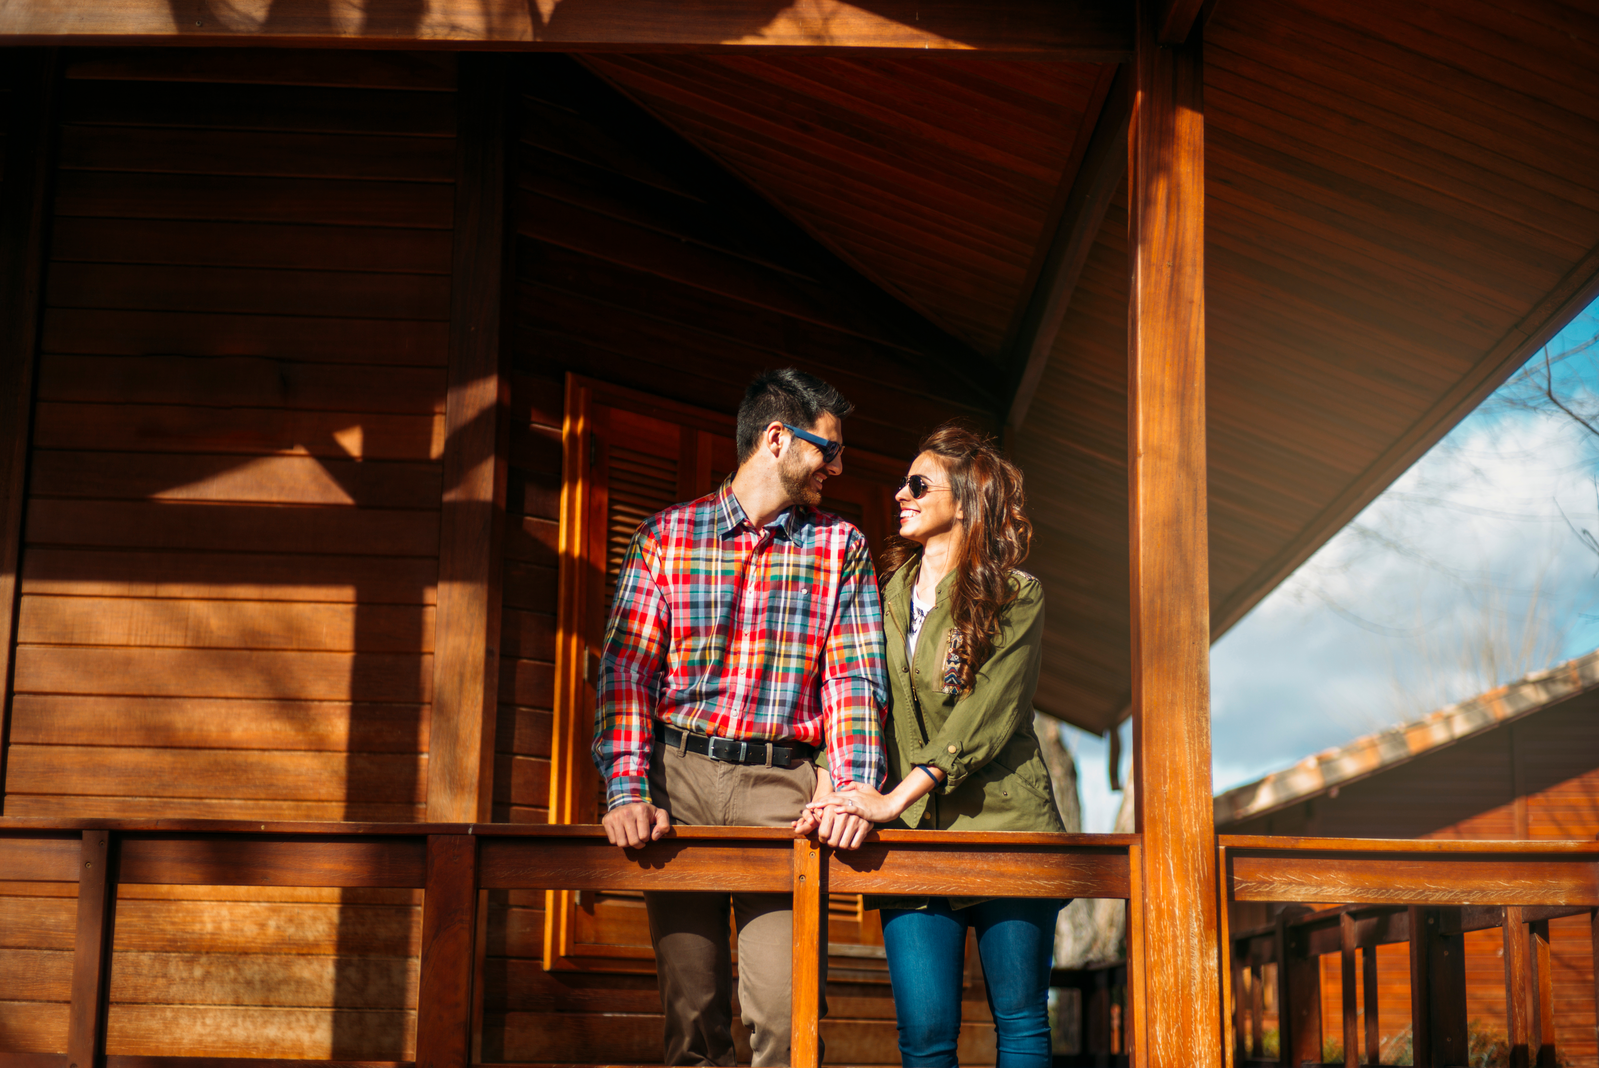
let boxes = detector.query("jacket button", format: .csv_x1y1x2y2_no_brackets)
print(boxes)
921,810,931,822
947,745,957,754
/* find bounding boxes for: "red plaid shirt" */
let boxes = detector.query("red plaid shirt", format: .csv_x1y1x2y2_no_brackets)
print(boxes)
593,481,888,809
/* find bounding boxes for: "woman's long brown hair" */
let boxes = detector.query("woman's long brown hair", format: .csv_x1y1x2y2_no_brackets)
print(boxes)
881,422,1032,694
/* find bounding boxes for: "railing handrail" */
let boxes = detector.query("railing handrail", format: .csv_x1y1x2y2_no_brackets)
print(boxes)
0,819,1141,1068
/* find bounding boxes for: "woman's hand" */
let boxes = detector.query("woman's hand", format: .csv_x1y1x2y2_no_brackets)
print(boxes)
804,783,902,824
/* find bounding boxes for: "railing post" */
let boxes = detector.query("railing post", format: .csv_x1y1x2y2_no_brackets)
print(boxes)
1339,912,1358,1068
791,835,825,1068
1409,906,1467,1067
1505,906,1532,1068
417,833,480,1068
1361,927,1379,1065
67,829,114,1068
1277,907,1319,1068
1527,919,1555,1068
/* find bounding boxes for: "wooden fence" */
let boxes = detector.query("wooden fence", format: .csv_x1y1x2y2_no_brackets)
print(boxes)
1219,836,1599,1068
0,820,1137,1068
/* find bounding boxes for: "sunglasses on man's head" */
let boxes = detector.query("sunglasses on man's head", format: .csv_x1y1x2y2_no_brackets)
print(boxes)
898,474,944,499
782,423,844,465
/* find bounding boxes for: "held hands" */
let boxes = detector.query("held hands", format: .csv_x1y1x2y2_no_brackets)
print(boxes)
791,771,873,851
804,783,900,825
601,800,671,849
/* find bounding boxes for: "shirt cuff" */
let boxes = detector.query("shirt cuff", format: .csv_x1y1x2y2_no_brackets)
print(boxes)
605,773,652,809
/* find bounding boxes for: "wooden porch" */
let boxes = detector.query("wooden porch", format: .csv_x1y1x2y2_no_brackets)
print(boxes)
2,821,1596,1068
2,0,1598,1065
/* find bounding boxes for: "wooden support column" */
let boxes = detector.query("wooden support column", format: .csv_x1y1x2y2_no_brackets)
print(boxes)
1340,912,1359,1067
791,836,826,1068
1277,908,1319,1068
1527,919,1555,1068
427,55,513,822
416,834,480,1068
1409,906,1467,1067
1126,0,1218,1064
67,830,114,1068
1362,937,1380,1064
1505,907,1532,1068
0,50,58,808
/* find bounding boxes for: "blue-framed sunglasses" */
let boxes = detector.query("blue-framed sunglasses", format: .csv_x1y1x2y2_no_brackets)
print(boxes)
782,423,844,465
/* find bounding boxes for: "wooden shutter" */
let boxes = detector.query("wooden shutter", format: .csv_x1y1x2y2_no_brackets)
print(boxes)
547,374,898,971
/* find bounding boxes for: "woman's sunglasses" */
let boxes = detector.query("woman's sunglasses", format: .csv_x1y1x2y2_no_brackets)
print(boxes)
782,423,844,464
898,474,944,499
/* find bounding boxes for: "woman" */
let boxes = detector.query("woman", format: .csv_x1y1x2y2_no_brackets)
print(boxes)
806,422,1065,1068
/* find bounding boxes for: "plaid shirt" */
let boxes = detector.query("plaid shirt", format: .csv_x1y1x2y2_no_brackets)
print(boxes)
593,481,888,809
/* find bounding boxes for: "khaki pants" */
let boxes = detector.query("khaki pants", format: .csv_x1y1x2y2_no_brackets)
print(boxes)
644,736,823,1066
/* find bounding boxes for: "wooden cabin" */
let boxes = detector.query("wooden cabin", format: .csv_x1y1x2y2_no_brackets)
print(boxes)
1218,648,1599,1067
1,2,1598,1067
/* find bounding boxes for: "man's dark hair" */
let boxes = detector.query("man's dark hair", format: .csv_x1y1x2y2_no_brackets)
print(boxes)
735,368,854,463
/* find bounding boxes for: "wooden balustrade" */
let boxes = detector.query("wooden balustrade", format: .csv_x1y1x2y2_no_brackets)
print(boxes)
0,820,1138,1068
1218,836,1599,1068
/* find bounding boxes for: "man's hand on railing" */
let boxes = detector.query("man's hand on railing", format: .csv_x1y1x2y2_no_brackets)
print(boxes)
602,800,672,848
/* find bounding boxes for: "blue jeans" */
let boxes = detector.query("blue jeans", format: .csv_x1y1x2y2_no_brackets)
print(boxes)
881,896,1064,1068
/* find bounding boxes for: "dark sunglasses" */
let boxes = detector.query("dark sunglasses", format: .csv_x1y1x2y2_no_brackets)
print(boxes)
782,423,844,465
898,474,945,499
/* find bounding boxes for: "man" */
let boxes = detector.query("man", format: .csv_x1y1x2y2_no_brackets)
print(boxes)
593,368,887,1067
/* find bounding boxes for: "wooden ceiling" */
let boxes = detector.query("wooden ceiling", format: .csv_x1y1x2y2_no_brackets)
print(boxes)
590,0,1599,733
587,55,1112,360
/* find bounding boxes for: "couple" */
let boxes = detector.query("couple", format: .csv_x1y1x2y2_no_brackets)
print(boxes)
593,368,1065,1068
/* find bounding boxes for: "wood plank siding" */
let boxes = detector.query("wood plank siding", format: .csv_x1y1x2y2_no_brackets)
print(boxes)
1,48,456,1060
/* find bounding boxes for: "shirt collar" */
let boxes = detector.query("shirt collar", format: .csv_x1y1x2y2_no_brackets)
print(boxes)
716,479,807,542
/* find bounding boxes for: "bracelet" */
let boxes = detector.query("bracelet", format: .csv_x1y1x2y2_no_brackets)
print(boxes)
917,765,941,788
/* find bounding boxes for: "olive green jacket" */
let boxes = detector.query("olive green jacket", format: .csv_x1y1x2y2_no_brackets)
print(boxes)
882,560,1064,832
870,561,1064,910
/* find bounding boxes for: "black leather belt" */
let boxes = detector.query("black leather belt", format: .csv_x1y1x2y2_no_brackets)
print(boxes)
655,722,816,766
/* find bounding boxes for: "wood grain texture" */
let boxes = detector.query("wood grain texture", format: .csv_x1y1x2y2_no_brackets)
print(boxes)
0,51,59,819
828,840,1130,898
0,834,81,881
1228,853,1599,906
426,55,510,824
415,834,478,1068
1126,2,1218,1066
479,835,791,893
0,2,1132,58
116,835,426,888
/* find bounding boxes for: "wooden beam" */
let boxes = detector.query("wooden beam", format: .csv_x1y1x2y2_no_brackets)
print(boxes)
0,50,57,813
426,54,512,824
1157,0,1206,45
0,1,1130,57
1127,0,1217,1065
1003,66,1130,431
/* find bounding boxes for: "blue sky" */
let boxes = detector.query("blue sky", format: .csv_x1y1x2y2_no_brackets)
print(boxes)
1063,299,1599,833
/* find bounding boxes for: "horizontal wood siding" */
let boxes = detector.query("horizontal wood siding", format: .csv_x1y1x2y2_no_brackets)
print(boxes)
1,50,454,1061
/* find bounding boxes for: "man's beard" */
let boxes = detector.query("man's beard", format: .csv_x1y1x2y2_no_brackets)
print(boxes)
779,450,822,509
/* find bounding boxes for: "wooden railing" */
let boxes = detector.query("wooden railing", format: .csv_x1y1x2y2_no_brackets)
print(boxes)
1218,836,1599,1068
0,820,1139,1068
